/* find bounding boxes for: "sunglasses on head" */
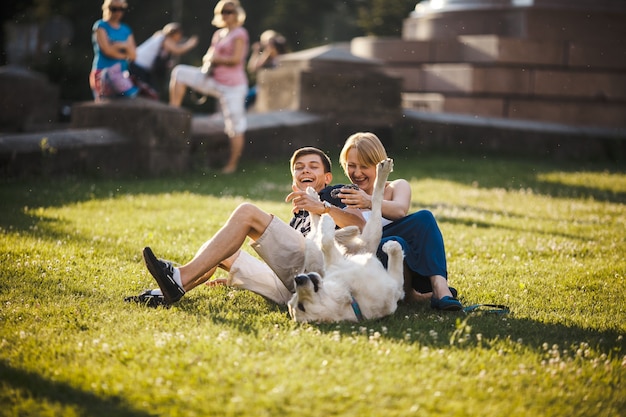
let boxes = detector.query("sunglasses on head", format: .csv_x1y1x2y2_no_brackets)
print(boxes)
109,6,127,12
221,9,236,15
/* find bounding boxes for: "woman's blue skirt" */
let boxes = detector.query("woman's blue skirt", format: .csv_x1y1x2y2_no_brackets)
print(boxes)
376,210,447,294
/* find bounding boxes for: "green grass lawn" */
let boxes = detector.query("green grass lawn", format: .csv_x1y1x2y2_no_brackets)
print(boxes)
1,152,625,417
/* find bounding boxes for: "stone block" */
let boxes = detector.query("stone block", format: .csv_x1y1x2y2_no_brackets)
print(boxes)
401,93,444,112
190,111,327,170
533,70,626,100
403,9,526,40
568,41,626,70
507,99,626,128
421,64,531,95
298,71,401,125
384,67,423,91
256,44,402,128
402,109,626,162
0,66,59,132
257,69,402,127
442,96,505,118
404,5,626,42
255,67,300,112
0,128,131,177
524,8,626,42
431,40,467,63
350,37,432,64
458,35,565,66
71,98,192,175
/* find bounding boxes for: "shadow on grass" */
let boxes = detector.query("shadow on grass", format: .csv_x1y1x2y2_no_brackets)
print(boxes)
0,360,153,417
307,301,626,355
1,153,625,236
162,286,625,357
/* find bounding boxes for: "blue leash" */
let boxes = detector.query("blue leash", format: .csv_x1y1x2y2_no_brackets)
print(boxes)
463,303,510,315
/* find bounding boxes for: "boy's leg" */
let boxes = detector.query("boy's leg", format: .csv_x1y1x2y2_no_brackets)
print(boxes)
251,216,311,293
227,251,293,304
178,203,272,287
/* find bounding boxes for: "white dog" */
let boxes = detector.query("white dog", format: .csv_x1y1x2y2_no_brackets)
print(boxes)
287,158,405,322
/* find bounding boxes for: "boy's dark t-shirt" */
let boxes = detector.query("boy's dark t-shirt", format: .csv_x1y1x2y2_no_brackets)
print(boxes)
289,184,347,237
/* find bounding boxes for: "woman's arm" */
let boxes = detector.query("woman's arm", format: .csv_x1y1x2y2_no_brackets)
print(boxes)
95,28,135,60
163,35,198,56
380,179,411,220
96,28,127,59
125,34,137,61
247,42,276,72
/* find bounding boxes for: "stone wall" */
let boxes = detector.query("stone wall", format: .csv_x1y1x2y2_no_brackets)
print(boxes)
256,45,403,131
0,66,59,132
352,0,626,128
71,98,191,175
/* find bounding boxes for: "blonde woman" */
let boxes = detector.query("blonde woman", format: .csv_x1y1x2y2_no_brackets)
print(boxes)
169,0,249,174
337,132,462,311
90,0,138,100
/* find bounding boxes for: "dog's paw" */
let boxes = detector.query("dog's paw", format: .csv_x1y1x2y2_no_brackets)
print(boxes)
305,186,320,200
377,158,394,177
382,240,403,257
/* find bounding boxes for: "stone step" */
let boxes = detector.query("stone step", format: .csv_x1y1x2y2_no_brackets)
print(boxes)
352,36,626,70
0,128,131,176
402,108,626,162
403,5,626,42
402,93,626,128
415,64,626,100
190,111,328,169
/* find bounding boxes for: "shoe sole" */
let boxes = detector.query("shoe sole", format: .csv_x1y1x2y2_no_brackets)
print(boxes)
142,247,184,304
124,293,168,308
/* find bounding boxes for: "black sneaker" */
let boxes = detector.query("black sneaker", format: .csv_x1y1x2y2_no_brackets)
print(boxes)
124,290,168,308
142,247,185,304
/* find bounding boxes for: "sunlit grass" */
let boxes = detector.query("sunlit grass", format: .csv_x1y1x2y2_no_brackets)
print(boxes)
1,153,625,416
537,170,626,193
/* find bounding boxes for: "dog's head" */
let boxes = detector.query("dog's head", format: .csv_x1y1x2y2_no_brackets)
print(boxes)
287,272,361,323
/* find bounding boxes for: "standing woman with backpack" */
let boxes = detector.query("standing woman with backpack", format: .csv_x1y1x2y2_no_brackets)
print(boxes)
168,0,249,174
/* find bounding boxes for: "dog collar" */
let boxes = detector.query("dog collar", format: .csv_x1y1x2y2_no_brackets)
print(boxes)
351,296,364,321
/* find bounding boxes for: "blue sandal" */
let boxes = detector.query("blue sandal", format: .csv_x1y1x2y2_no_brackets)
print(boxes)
431,295,463,311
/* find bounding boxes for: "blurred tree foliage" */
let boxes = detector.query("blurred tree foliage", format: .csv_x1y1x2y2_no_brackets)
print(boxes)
355,0,418,36
1,0,417,101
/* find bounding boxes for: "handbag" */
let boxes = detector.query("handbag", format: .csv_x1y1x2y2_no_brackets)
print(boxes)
103,62,138,96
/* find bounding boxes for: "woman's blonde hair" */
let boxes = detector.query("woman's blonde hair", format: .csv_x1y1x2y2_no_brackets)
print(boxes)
212,0,246,28
339,132,388,175
102,0,128,20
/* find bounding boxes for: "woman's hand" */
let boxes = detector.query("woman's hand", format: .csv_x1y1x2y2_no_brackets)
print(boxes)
338,187,372,210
